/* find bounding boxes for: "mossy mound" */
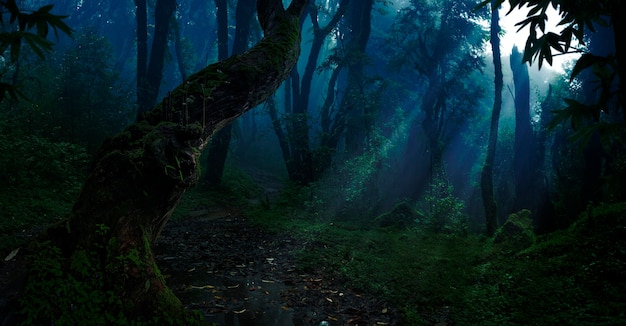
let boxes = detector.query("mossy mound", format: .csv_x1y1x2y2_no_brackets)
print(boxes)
494,209,535,250
375,202,421,228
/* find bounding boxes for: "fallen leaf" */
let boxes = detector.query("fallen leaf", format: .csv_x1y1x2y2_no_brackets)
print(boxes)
4,248,19,261
325,297,333,303
189,284,215,290
226,284,240,289
233,309,246,314
382,307,388,314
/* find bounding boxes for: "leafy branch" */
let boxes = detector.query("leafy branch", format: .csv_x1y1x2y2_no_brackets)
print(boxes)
0,0,73,101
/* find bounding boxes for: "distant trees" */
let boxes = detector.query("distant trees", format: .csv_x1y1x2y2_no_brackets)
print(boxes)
135,0,177,118
56,28,133,152
510,45,537,212
269,0,378,184
385,0,487,198
205,0,257,186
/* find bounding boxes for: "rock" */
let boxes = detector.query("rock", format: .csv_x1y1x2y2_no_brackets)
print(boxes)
494,209,535,250
375,202,420,228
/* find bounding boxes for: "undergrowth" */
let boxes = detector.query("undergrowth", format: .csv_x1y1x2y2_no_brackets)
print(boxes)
0,127,89,254
246,184,626,325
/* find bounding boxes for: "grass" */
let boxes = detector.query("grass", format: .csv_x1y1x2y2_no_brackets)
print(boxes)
244,186,626,325
3,155,625,325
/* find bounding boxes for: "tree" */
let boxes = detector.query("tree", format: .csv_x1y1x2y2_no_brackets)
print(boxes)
480,1,503,236
270,0,355,183
205,0,257,186
510,45,536,211
20,0,309,323
483,0,626,213
385,0,486,197
135,0,177,118
56,28,133,152
484,0,624,150
510,44,556,230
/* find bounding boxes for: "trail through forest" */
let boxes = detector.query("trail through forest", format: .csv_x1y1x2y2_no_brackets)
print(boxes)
155,209,399,325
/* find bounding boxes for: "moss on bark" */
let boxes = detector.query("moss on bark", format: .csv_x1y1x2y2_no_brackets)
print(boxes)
19,1,309,324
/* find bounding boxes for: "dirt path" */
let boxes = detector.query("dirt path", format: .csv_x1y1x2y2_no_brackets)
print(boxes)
154,211,399,325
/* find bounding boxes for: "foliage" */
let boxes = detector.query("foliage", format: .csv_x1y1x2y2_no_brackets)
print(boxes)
455,202,626,325
18,240,129,325
18,235,204,325
0,120,88,239
480,0,624,156
479,0,608,68
417,173,468,235
0,0,72,101
248,195,626,324
53,27,134,151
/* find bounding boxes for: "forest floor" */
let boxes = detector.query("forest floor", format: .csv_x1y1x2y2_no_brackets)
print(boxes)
2,164,626,325
154,207,400,326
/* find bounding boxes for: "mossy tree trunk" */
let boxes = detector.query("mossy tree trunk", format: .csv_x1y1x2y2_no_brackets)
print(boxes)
32,0,308,323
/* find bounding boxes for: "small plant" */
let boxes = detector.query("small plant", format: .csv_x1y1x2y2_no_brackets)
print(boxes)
417,172,468,234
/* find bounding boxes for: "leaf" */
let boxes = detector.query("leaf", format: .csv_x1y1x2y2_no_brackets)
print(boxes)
570,53,602,82
4,248,19,261
22,32,54,60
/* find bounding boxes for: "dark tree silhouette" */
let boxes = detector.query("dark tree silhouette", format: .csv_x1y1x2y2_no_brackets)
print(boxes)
510,45,536,211
27,0,309,322
343,0,374,155
271,0,352,183
481,1,503,236
136,0,177,118
205,0,257,186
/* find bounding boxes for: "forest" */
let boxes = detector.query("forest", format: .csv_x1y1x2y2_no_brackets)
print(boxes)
0,0,625,325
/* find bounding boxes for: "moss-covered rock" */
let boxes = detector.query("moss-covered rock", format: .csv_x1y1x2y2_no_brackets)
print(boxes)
494,209,535,250
375,202,421,228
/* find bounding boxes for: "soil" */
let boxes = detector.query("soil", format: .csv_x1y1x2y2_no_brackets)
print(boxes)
154,210,400,325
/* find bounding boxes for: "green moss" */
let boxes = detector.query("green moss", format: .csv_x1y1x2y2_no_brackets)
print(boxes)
18,226,203,326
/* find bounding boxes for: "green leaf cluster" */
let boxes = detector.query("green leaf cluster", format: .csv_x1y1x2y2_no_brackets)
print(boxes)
0,0,72,101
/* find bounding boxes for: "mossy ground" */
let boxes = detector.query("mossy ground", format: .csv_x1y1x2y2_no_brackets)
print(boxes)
3,161,626,325
241,186,626,325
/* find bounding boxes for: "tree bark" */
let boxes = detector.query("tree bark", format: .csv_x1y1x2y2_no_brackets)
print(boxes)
135,0,148,114
205,0,257,186
481,1,502,236
32,0,308,323
510,45,536,212
137,0,178,118
204,0,234,186
343,0,374,154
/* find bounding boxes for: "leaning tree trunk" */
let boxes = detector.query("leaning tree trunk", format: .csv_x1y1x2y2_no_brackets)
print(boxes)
26,0,308,323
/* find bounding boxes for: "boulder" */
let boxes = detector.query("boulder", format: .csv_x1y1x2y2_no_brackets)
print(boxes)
494,209,535,250
375,202,421,228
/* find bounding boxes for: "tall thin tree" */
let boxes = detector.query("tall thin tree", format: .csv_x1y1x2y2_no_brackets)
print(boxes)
205,0,257,185
480,1,503,236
